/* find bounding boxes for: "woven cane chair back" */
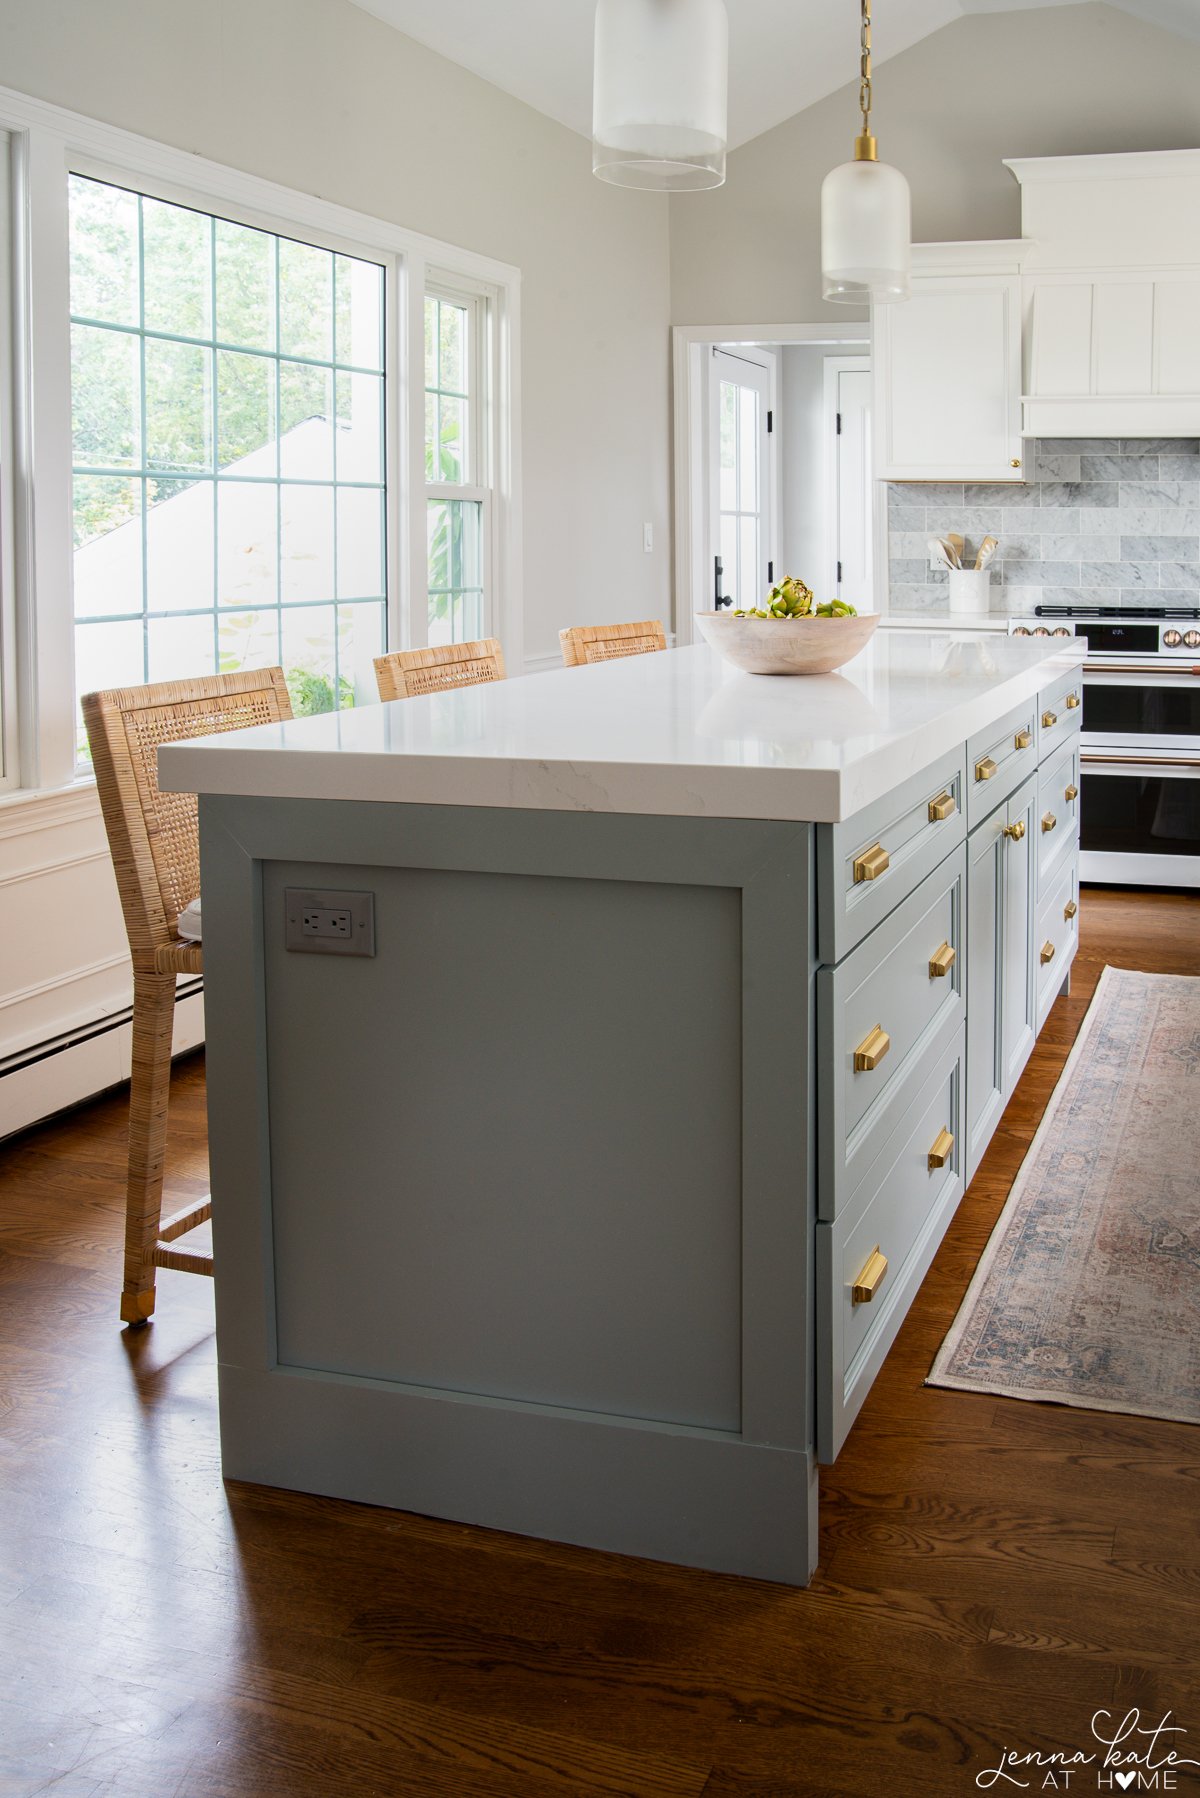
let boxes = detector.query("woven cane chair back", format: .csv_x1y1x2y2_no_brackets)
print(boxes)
558,620,667,667
374,638,506,701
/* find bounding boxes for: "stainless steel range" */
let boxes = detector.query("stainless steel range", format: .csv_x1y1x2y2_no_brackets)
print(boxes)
1009,605,1200,889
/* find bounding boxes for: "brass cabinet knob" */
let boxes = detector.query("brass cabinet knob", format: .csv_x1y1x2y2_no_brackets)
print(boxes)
1003,820,1026,841
928,790,956,822
1065,783,1079,802
1010,458,1021,468
975,756,998,782
853,1025,891,1072
853,842,890,884
1042,710,1058,728
1014,730,1032,750
928,941,956,979
1064,898,1078,920
1040,939,1056,965
1066,693,1080,710
852,1247,888,1305
928,1127,955,1170
1041,812,1057,833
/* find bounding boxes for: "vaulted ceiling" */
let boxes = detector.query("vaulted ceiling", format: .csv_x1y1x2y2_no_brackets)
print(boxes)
348,0,1199,152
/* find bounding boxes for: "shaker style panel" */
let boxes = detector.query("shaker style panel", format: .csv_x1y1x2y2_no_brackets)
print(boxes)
1035,853,1080,1032
817,1025,965,1462
817,847,965,1220
816,747,965,965
1037,668,1083,761
966,698,1040,830
1037,738,1081,896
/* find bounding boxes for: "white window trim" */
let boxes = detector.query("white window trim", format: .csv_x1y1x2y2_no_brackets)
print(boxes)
0,80,523,808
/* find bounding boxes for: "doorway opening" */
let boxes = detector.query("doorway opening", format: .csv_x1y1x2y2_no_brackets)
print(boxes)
673,324,882,645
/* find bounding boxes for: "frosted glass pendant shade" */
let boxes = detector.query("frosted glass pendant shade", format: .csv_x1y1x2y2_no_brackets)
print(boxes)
592,0,728,191
821,156,911,302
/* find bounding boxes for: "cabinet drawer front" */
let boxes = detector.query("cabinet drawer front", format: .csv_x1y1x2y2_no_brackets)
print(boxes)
818,846,965,1217
1035,852,1080,1030
817,1026,965,1462
966,699,1039,829
1037,669,1084,760
1037,738,1081,894
817,749,966,964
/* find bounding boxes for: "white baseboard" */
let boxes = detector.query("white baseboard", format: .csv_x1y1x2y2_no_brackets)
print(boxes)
0,986,205,1141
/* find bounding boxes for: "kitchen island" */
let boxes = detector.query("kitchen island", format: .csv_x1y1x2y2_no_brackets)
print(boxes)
160,630,1084,1586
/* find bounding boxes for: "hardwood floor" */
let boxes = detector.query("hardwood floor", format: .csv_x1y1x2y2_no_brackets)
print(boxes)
2,886,1198,1798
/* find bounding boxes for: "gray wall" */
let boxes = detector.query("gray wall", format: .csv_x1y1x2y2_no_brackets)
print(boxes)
0,0,672,667
887,438,1200,615
669,4,1200,327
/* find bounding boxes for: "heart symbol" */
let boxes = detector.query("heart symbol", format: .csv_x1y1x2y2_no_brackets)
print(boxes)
1116,1775,1137,1791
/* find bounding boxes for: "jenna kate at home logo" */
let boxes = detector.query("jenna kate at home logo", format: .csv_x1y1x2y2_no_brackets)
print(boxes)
976,1710,1199,1790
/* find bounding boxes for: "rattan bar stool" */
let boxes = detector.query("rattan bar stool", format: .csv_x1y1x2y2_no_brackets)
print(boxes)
558,620,667,666
82,667,292,1325
374,638,506,700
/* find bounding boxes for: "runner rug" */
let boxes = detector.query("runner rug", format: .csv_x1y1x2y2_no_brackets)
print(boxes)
928,966,1200,1424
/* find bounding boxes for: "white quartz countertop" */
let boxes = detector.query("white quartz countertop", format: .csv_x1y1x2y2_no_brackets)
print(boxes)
158,632,1084,824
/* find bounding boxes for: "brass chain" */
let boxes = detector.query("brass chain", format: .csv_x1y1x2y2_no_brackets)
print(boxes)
859,0,873,136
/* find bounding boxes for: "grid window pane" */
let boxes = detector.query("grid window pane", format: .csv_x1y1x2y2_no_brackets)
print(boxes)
69,177,138,327
427,497,483,646
72,324,139,468
215,218,275,351
338,601,385,705
142,196,211,338
69,176,388,755
424,295,471,484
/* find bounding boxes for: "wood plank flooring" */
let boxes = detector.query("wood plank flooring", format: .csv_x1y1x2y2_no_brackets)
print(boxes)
2,886,1198,1797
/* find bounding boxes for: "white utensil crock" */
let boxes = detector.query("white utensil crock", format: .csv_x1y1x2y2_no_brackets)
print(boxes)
947,567,992,614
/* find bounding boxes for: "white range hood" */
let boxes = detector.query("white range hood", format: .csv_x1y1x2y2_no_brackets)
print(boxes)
1006,150,1200,439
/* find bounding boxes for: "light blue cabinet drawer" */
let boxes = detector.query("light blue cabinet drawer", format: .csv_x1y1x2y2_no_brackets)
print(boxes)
1035,851,1080,1031
816,748,965,964
1037,667,1083,761
817,1025,965,1462
817,845,964,1219
966,698,1039,829
1037,737,1080,897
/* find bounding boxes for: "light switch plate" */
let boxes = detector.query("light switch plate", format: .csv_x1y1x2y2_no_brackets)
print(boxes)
284,888,375,956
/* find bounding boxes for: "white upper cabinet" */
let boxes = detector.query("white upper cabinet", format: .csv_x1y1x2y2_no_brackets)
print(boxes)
872,244,1024,483
1010,151,1200,438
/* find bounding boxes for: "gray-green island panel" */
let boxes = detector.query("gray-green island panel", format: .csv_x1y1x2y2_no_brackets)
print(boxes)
167,634,1084,1586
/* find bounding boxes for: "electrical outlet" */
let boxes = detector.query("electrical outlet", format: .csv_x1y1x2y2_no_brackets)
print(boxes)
285,888,375,957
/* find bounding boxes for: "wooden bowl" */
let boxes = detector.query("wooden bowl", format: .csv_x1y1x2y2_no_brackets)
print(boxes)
695,610,879,676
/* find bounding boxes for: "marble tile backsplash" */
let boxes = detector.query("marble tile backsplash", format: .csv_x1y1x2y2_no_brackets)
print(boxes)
887,438,1200,615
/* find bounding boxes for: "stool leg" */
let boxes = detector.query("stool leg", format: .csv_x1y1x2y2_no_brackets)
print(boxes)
120,971,176,1325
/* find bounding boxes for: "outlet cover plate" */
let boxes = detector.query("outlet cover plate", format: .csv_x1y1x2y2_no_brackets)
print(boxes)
284,887,375,957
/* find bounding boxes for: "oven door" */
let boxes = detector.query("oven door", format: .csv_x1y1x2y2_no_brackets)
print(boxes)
1080,661,1200,756
1079,750,1200,889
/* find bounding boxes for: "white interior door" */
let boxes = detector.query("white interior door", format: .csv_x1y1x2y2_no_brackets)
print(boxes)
826,359,873,609
709,350,773,613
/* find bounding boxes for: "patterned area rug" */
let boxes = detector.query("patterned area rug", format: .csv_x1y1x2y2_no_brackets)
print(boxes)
929,966,1200,1424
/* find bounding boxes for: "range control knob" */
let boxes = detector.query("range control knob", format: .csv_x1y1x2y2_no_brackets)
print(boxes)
1012,625,1031,636
1052,627,1071,638
1034,627,1049,637
1185,630,1200,649
1164,629,1183,647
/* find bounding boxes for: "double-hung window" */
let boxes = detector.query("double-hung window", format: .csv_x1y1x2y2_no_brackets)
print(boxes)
68,173,388,758
424,282,492,646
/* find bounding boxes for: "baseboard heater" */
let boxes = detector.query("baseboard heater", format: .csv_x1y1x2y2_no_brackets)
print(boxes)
0,979,205,1142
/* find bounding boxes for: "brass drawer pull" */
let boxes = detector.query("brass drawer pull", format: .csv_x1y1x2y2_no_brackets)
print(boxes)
853,1025,891,1072
1003,820,1025,842
928,790,956,822
1042,710,1058,728
852,1247,888,1305
1064,898,1078,921
928,1127,955,1170
853,842,890,883
1040,940,1056,965
1066,693,1080,710
928,941,956,979
1065,783,1078,802
1041,811,1057,834
975,756,997,782
1014,729,1032,750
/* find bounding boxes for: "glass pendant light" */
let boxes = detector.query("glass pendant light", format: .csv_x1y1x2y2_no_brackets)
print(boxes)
592,0,729,191
821,0,910,302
